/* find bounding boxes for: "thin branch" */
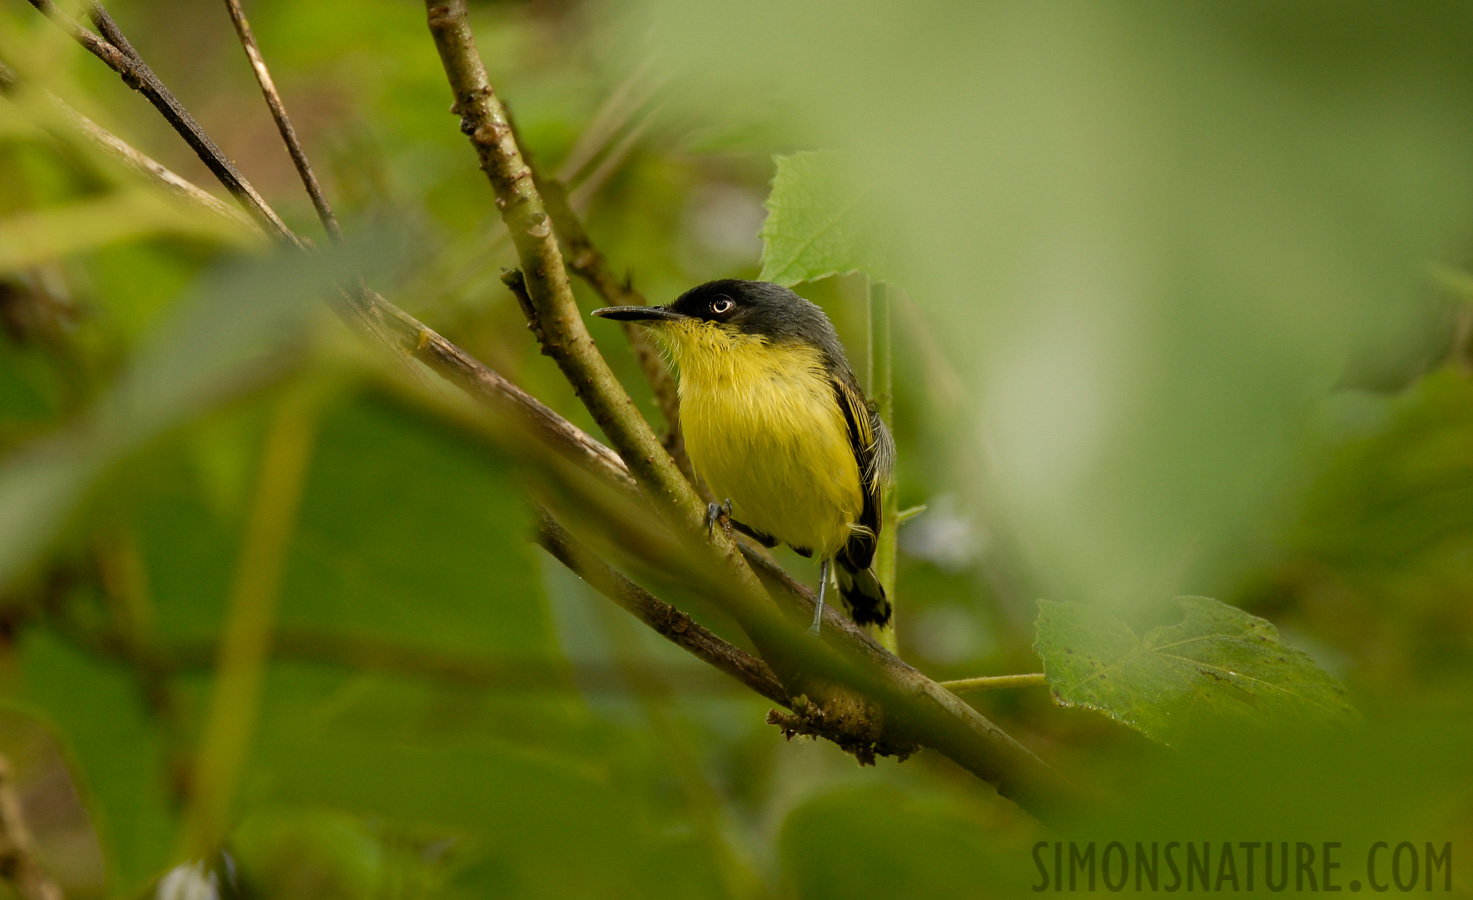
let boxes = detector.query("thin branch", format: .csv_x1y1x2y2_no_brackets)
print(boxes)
23,0,1073,817
534,507,790,708
419,1,1071,815
0,756,65,900
0,61,257,234
181,392,318,859
7,38,628,493
868,278,898,651
564,102,661,211
941,673,1049,694
25,0,298,244
540,177,694,483
378,290,633,486
221,0,342,241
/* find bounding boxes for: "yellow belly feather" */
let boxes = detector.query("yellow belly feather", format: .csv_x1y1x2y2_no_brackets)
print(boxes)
661,320,861,560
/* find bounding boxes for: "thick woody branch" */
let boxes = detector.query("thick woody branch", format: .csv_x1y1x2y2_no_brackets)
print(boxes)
422,0,702,529
539,178,695,484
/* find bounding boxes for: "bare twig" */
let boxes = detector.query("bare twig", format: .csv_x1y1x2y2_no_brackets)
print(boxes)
535,507,791,708
7,46,626,492
564,102,661,211
220,0,342,241
0,61,257,234
941,673,1049,694
868,278,898,651
24,0,298,244
0,756,64,900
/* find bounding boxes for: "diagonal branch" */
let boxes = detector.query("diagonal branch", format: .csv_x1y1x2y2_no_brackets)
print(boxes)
24,0,298,244
420,0,1073,815
0,60,256,233
23,0,1073,817
221,0,342,241
539,177,695,486
422,1,707,532
534,507,790,707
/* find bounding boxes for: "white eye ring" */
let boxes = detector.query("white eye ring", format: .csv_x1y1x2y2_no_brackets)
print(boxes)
711,297,734,314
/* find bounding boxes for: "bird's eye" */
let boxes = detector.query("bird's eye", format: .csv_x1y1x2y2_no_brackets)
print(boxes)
711,296,734,314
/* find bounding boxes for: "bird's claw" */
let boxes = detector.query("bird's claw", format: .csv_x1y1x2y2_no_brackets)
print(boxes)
705,499,733,538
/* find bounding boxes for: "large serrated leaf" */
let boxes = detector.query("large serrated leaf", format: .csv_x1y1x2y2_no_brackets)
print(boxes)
758,151,889,286
1034,597,1357,744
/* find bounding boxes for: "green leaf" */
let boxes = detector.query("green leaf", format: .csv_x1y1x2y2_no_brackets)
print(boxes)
0,240,390,591
758,151,889,286
11,630,178,893
779,784,1028,900
1034,596,1357,744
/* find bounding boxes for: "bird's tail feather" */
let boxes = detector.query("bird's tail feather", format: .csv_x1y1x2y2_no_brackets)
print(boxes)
835,560,891,627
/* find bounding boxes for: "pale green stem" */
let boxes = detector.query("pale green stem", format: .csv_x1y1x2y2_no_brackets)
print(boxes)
868,279,898,652
178,393,318,859
941,673,1049,694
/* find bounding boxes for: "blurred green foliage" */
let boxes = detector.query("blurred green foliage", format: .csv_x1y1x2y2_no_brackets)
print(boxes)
1034,597,1355,745
0,0,1471,897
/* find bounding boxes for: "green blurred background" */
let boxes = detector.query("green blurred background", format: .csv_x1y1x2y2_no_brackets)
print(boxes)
1,0,1471,897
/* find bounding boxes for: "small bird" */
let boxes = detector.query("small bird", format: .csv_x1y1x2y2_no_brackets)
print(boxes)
593,279,894,633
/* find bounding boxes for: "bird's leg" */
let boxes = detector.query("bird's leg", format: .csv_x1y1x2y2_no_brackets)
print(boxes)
705,498,733,538
808,558,830,636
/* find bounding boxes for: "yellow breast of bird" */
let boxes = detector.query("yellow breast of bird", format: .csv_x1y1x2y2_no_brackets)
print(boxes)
664,321,862,560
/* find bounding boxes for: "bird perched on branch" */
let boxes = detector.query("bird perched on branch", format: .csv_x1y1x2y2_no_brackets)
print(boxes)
593,279,894,634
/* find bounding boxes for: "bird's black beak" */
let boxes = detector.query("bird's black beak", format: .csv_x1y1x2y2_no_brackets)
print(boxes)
591,305,688,324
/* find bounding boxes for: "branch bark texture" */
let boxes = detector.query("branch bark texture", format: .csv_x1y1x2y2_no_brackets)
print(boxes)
424,0,698,525
539,179,686,466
